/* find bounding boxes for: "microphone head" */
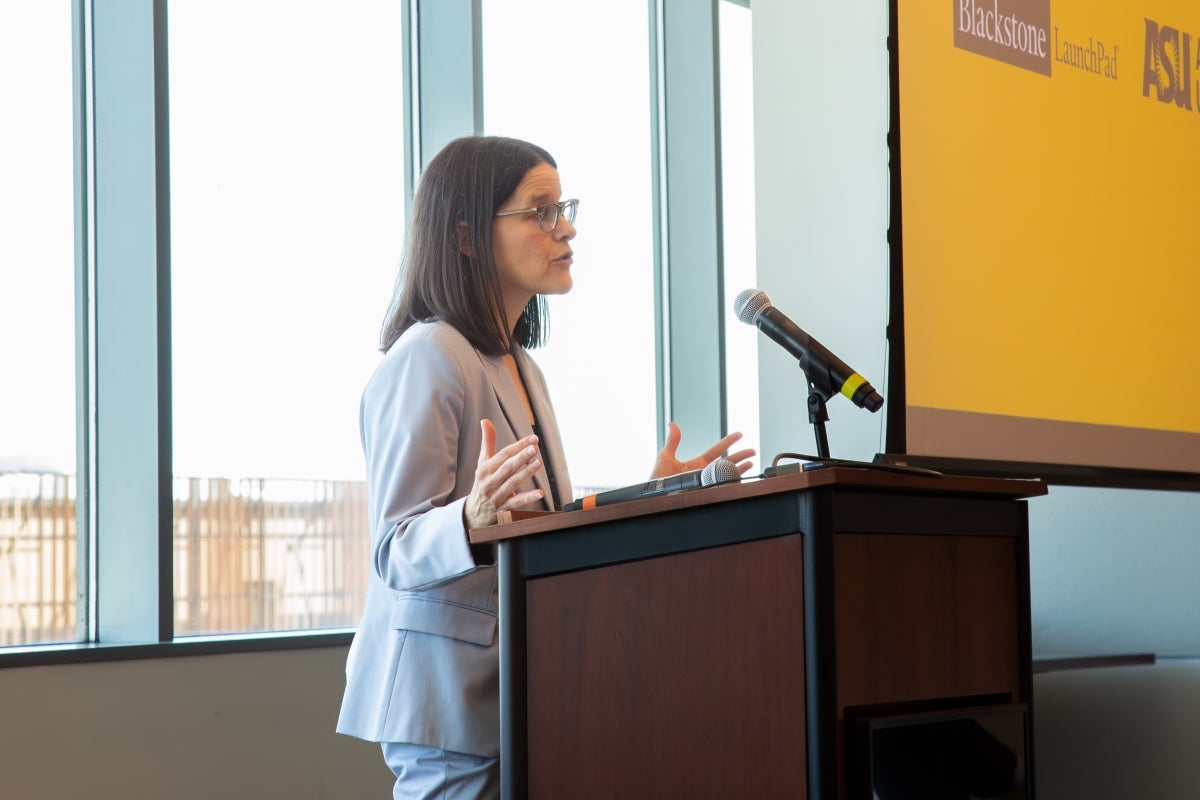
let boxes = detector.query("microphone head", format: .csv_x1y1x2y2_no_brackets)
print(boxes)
700,457,742,488
734,288,772,325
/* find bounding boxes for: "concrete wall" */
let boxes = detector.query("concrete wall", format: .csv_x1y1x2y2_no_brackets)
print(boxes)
0,646,392,799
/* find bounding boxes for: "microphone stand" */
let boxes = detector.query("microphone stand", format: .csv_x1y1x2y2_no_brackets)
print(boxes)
771,351,942,480
807,385,831,459
798,349,835,459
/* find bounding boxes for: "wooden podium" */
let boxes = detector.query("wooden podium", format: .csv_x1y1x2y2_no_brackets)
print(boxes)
470,467,1046,799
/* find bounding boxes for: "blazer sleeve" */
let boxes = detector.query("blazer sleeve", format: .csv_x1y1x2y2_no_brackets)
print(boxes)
360,331,478,592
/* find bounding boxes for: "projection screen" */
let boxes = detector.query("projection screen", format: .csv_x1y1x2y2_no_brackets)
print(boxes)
890,0,1200,482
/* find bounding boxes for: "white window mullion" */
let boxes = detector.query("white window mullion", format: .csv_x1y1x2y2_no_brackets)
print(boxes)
657,0,727,451
92,0,172,643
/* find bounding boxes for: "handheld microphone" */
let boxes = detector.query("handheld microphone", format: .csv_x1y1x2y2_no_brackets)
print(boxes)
734,288,884,413
563,457,741,512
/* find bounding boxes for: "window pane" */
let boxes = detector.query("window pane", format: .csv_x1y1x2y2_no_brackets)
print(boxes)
0,5,79,646
168,2,404,635
482,1,656,492
720,1,760,460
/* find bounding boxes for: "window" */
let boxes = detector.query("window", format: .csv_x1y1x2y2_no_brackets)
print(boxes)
720,0,760,460
0,3,81,646
482,0,657,492
168,1,405,634
1,1,747,658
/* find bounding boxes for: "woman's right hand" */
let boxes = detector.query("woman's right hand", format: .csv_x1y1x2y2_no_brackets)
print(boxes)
463,419,545,529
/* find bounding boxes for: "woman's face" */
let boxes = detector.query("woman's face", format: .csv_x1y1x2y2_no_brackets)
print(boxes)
492,162,576,328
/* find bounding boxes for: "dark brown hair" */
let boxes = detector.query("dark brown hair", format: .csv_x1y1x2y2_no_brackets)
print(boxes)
379,136,556,355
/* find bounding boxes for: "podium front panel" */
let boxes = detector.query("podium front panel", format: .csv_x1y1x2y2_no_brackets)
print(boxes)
524,534,807,799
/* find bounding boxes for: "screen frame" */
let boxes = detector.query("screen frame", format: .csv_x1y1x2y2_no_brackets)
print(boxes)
883,1,1200,492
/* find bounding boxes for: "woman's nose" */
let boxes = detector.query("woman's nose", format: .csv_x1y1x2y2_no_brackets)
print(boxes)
554,216,576,241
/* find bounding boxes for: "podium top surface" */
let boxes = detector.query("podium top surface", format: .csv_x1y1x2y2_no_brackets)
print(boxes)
469,466,1047,545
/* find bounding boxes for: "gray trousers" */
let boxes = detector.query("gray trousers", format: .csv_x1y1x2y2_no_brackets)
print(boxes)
381,742,500,800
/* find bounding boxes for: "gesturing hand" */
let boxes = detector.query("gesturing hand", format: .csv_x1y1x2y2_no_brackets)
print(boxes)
650,421,756,480
463,419,545,529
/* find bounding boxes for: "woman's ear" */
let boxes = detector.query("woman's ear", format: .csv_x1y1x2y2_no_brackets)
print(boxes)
457,221,474,257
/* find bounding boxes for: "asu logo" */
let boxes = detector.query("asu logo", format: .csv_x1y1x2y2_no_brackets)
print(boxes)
1142,18,1195,111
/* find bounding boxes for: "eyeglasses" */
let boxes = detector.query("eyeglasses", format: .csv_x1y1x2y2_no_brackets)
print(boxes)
494,198,579,232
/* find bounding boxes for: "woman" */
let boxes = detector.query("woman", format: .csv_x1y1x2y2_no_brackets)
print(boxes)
338,135,752,799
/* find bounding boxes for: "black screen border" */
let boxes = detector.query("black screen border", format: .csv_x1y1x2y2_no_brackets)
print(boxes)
883,2,1200,492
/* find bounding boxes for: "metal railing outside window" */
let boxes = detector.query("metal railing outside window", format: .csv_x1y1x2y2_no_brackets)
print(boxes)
1,473,369,645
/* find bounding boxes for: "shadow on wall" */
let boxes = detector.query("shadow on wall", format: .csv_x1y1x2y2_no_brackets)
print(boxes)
1034,660,1200,800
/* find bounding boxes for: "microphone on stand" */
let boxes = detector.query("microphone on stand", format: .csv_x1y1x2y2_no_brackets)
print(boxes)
734,287,883,412
563,457,741,512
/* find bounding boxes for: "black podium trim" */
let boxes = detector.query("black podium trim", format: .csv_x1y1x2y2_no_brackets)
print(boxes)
517,492,800,579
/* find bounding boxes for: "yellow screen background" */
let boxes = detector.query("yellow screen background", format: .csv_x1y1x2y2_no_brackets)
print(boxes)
901,1,1200,437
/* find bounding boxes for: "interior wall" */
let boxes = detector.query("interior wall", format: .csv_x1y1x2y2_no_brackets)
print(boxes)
749,0,890,467
1028,486,1200,657
0,646,392,800
751,0,1200,661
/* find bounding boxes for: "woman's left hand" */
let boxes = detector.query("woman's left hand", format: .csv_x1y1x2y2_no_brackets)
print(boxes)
650,421,756,479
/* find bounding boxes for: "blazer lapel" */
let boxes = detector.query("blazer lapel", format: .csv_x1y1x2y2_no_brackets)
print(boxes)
478,351,554,510
480,353,527,436
514,349,573,508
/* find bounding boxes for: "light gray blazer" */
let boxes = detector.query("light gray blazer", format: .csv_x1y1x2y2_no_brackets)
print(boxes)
337,320,572,756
